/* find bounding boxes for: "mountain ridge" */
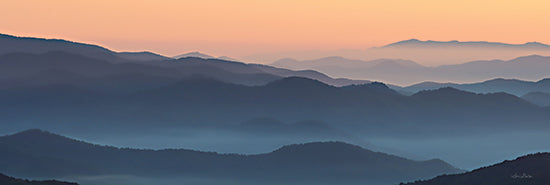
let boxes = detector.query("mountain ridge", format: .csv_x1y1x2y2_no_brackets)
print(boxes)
0,33,169,62
0,172,77,185
381,39,550,49
401,77,550,96
273,55,550,85
402,152,550,185
0,129,463,185
0,33,374,87
174,52,214,59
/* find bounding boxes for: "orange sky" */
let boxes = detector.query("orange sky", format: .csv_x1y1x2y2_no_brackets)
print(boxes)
1,0,549,59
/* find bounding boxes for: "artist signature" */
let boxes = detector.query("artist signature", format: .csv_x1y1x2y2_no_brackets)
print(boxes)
511,173,533,179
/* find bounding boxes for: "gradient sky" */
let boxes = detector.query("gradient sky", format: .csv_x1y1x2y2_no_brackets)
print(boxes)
2,0,549,60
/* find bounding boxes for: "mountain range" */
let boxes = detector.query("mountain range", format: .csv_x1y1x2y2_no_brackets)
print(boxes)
1,32,550,171
173,51,240,62
273,55,550,85
0,33,170,62
2,74,546,133
0,33,369,87
247,39,550,66
392,78,550,106
402,153,550,185
0,129,462,185
382,39,550,49
399,78,550,96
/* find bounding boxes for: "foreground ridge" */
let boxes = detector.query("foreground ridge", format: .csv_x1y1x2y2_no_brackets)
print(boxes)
402,153,550,185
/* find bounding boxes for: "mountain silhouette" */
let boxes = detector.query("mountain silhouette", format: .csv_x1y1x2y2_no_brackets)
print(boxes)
272,57,423,85
174,52,242,62
0,33,369,87
401,153,550,185
382,39,550,49
0,129,462,185
274,55,550,85
2,33,550,173
246,39,550,66
0,52,184,93
0,51,369,95
116,51,171,61
174,51,215,59
0,33,168,62
0,173,77,185
433,55,550,82
411,87,533,110
1,73,546,141
401,78,550,96
0,33,117,60
162,56,372,86
273,56,423,69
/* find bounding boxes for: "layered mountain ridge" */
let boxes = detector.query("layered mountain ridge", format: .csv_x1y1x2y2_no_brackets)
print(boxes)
0,129,462,185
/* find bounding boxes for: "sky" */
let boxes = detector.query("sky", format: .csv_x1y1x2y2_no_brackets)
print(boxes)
2,0,550,61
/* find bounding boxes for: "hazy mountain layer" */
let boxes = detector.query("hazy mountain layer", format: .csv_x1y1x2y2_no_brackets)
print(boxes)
273,55,550,85
249,39,550,66
399,78,550,97
522,92,550,107
0,130,462,185
1,33,550,171
0,33,371,87
1,69,547,133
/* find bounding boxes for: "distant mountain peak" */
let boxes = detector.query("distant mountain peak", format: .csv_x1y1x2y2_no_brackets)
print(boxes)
511,54,548,61
320,56,348,60
394,38,421,44
272,141,366,154
412,87,474,97
2,129,73,144
5,129,67,139
482,78,527,84
174,51,215,59
344,82,396,93
414,81,457,86
382,39,550,49
524,41,547,46
11,129,52,136
365,82,402,94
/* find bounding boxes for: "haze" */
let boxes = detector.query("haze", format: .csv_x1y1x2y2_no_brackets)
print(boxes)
2,0,550,65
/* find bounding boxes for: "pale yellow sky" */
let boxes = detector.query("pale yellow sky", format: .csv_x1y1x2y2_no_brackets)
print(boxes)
1,0,549,59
